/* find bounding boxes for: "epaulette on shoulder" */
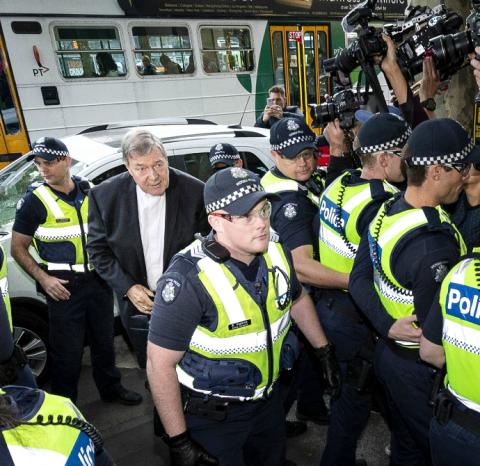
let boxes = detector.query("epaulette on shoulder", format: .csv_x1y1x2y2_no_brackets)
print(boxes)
179,239,206,262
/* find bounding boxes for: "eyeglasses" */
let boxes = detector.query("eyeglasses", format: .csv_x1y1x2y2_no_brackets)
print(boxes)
280,151,315,164
210,201,272,225
473,163,480,171
442,163,471,176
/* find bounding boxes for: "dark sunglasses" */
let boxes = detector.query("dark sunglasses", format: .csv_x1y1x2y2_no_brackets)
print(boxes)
474,163,480,171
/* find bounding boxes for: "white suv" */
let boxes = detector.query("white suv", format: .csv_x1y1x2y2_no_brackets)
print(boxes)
0,119,273,383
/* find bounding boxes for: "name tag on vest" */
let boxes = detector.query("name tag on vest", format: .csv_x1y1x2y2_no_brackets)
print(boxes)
56,218,71,223
228,319,251,331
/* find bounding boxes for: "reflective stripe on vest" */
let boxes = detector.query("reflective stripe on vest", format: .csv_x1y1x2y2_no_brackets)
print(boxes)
439,258,480,410
318,172,397,274
177,241,292,400
369,203,466,348
0,246,12,331
32,183,90,269
261,170,320,206
2,389,96,466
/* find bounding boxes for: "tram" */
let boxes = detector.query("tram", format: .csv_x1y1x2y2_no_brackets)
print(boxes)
0,0,405,166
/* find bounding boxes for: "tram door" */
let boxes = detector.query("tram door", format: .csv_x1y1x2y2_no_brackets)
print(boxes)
269,25,331,129
0,29,29,168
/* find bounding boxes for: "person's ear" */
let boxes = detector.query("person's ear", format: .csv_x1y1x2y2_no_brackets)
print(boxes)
208,214,224,233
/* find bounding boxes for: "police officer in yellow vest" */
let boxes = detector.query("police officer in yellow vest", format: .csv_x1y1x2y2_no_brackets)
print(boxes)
350,118,477,466
147,167,341,466
0,246,36,388
0,382,113,466
261,117,348,428
10,137,141,405
317,112,409,466
420,250,480,466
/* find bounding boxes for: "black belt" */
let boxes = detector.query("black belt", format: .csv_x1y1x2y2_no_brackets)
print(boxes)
434,390,480,437
315,289,364,324
182,386,267,406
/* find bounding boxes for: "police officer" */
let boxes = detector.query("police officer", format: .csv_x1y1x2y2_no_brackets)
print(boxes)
0,383,113,465
261,117,347,289
350,118,476,465
209,143,243,172
420,251,480,466
0,245,36,388
10,137,141,405
147,168,341,466
261,117,347,424
317,112,409,466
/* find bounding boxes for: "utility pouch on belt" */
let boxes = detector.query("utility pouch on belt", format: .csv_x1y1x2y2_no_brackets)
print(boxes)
429,367,445,407
280,330,300,371
180,352,261,398
433,390,453,425
345,346,374,392
183,392,229,422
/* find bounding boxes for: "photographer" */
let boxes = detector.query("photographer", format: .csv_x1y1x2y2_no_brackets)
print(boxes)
255,85,304,129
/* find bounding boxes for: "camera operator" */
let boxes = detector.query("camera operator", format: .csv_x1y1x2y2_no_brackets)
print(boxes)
255,86,304,129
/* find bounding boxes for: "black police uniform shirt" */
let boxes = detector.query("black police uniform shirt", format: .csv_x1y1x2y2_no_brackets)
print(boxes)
350,194,462,338
148,248,302,351
446,191,480,251
13,179,82,237
269,167,320,253
422,289,444,346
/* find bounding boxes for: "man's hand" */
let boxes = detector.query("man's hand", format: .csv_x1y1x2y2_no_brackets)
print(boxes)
313,344,342,400
39,275,70,301
387,315,422,343
470,46,480,90
167,431,218,466
127,284,155,314
262,105,283,123
419,56,440,102
323,118,346,156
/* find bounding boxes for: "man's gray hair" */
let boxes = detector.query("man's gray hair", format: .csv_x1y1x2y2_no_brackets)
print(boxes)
121,128,167,164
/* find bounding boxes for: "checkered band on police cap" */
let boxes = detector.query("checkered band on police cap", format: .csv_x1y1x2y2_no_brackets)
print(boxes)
358,113,411,155
406,118,480,166
204,167,272,216
270,117,316,159
27,137,69,161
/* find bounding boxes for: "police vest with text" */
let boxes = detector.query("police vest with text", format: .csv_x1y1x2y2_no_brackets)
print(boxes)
176,240,293,401
0,246,12,330
318,170,398,274
368,201,466,348
0,386,101,466
439,254,480,410
260,169,324,207
31,180,92,273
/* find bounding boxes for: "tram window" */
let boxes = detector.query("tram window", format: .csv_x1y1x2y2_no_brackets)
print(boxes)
54,27,126,79
132,26,194,75
200,27,254,73
0,52,21,134
11,21,42,34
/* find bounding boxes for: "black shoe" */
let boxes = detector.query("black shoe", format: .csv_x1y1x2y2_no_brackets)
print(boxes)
296,407,330,425
101,385,143,406
286,420,307,438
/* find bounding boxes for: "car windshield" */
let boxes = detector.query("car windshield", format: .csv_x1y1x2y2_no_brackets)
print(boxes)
0,157,84,228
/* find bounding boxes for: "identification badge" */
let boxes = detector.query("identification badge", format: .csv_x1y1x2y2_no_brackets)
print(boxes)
228,319,251,331
56,218,70,223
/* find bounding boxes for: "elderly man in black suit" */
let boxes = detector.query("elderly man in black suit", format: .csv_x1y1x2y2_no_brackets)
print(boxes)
87,128,208,368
